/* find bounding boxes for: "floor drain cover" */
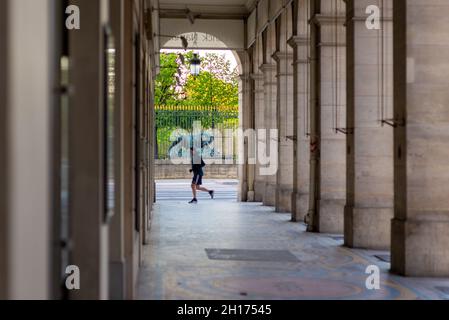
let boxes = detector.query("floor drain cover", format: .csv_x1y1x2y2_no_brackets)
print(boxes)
206,249,299,262
435,286,449,295
374,255,391,263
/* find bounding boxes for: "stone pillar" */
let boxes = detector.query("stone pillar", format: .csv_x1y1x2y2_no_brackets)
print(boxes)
273,50,295,213
252,72,266,202
260,63,278,206
289,0,311,222
69,0,110,299
237,50,255,202
109,0,126,300
246,72,256,202
344,0,394,249
0,0,6,299
0,0,53,299
309,0,347,233
122,0,137,299
391,0,449,277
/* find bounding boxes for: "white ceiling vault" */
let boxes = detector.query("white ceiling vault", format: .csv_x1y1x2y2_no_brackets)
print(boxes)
157,0,256,50
156,0,292,50
160,18,245,50
157,0,258,19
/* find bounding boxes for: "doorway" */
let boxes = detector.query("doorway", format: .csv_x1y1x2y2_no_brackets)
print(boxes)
154,48,241,203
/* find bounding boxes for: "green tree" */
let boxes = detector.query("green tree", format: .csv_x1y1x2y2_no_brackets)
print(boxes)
154,53,176,105
154,51,240,159
184,71,238,107
154,51,239,107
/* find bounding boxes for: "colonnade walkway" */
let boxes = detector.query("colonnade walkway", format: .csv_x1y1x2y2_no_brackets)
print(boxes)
137,186,449,300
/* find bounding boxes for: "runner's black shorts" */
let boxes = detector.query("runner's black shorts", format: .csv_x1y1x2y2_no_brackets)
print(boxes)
192,173,203,186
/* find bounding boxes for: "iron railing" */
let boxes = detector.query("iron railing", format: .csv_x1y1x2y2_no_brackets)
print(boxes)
155,105,239,160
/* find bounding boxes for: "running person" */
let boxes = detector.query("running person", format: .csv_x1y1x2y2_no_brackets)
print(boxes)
189,147,214,204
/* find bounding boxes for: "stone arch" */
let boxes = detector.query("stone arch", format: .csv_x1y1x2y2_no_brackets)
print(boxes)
159,19,245,51
161,31,243,76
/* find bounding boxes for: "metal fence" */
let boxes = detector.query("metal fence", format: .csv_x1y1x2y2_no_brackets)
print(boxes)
155,105,239,160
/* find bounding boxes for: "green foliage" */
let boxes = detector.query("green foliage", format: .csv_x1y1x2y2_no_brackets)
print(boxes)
156,127,175,159
154,51,239,107
154,53,178,106
184,72,239,107
154,51,240,159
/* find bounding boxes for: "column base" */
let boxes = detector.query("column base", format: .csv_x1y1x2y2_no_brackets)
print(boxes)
344,206,393,250
276,185,293,213
318,199,345,234
254,179,266,202
109,261,126,300
238,181,248,202
292,192,309,222
247,191,255,202
263,182,276,207
391,218,449,277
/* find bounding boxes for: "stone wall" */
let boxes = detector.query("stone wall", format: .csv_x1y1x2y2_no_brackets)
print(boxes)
155,160,238,180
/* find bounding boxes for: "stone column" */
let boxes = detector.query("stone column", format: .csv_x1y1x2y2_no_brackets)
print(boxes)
252,72,266,202
122,0,136,299
109,0,126,300
238,73,248,202
391,0,449,277
289,0,311,222
260,63,278,206
0,0,53,299
273,50,295,213
69,0,110,299
344,0,394,249
0,0,6,299
237,50,255,202
246,72,256,202
309,0,347,233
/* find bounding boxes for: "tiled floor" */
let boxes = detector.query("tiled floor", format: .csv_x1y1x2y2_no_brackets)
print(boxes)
137,183,449,300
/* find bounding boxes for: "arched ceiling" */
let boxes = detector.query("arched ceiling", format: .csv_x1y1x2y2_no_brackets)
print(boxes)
157,0,257,50
160,20,245,50
158,0,257,19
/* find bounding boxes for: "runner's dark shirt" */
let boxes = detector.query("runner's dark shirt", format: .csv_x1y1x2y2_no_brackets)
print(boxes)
192,159,205,176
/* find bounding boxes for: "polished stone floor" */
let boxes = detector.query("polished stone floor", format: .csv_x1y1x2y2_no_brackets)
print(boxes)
137,182,449,300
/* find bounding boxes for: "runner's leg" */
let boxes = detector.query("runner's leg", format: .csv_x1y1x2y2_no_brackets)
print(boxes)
191,183,197,199
196,186,210,193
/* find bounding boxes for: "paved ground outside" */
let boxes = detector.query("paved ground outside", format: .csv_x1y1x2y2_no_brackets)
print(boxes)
156,179,238,203
138,182,449,300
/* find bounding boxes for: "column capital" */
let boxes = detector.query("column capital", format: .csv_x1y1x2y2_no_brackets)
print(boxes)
251,73,264,93
312,14,345,26
271,51,293,63
259,63,276,73
287,36,310,49
293,58,309,66
238,73,251,81
250,73,264,81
